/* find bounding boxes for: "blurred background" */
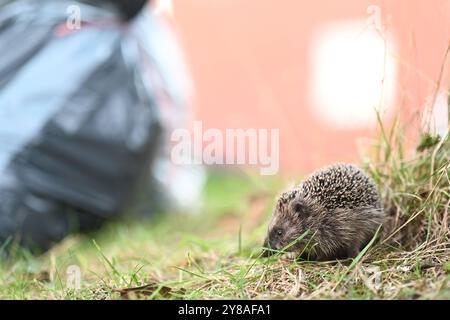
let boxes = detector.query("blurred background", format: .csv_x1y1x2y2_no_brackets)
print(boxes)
0,0,449,299
0,0,449,253
163,0,450,173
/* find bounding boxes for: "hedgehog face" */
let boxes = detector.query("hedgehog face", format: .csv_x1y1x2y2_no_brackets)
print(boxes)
263,192,318,256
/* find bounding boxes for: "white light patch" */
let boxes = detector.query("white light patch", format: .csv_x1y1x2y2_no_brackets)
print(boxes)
309,20,397,129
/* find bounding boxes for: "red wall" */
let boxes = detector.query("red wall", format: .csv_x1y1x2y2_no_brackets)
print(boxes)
167,0,450,173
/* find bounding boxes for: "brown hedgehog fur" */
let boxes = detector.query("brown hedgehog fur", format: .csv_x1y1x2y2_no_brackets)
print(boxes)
264,163,386,261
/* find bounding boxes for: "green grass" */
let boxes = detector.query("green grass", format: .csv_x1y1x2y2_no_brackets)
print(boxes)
0,128,449,300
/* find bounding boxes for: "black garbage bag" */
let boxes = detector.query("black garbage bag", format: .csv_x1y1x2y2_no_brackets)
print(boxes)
0,0,199,253
80,0,149,20
12,44,163,217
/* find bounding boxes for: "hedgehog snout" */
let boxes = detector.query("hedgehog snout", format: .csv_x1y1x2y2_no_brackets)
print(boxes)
266,227,285,250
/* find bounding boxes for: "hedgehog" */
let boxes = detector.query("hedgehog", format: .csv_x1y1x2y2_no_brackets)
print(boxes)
263,163,386,261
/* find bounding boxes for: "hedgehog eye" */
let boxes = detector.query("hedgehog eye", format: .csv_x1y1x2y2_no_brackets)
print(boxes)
271,228,283,239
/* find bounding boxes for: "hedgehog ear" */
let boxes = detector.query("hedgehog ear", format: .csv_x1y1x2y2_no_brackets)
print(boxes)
290,200,309,216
